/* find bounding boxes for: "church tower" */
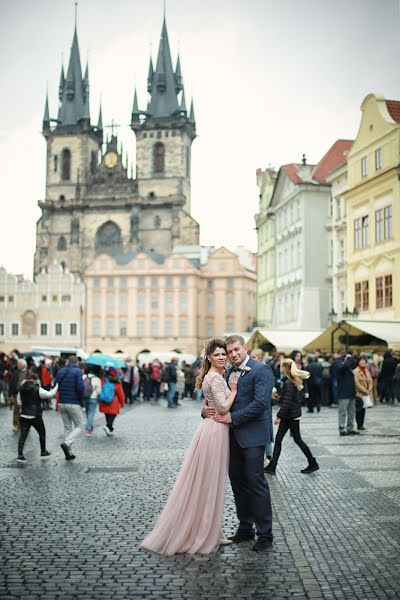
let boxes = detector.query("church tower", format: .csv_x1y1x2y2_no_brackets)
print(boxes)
35,13,199,278
131,17,198,245
35,22,103,276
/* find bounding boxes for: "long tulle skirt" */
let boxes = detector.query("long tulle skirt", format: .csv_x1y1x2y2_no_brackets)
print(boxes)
140,418,229,556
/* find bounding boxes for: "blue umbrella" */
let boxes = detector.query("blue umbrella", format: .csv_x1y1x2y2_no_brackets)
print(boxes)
86,354,126,369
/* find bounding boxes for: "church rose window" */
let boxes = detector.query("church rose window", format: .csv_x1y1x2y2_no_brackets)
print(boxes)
61,149,71,180
154,142,165,174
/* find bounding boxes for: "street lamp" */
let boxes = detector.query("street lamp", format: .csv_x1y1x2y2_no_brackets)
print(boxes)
328,308,337,323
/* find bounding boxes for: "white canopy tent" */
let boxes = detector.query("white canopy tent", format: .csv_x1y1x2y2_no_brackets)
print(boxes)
247,329,323,354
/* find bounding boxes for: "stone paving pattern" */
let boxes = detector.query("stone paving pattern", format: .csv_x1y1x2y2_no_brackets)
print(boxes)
0,399,400,599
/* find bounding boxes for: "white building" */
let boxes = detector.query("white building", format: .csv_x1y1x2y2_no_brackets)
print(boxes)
268,141,353,330
0,262,85,354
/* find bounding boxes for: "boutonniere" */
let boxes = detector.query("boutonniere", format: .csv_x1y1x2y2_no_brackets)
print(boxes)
241,366,251,376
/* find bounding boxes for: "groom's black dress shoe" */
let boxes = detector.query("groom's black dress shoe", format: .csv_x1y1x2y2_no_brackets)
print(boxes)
252,537,273,551
228,531,255,543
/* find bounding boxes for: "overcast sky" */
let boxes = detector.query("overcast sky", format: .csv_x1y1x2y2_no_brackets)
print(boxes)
0,0,399,278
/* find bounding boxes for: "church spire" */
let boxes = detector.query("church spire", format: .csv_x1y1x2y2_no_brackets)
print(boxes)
131,87,140,126
147,17,180,118
180,86,187,113
57,22,91,127
189,97,195,124
175,54,182,93
97,101,103,131
43,89,50,134
147,55,154,93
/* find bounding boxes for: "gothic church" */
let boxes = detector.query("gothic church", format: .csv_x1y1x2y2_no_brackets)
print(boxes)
34,17,199,277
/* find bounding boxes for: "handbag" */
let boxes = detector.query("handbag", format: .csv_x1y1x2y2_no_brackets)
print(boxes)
362,395,373,409
355,396,364,411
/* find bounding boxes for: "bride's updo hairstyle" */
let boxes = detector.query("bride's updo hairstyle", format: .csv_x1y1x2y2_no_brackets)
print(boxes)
195,338,227,390
281,358,310,391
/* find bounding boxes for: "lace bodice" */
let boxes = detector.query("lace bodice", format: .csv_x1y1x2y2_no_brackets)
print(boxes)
202,372,230,414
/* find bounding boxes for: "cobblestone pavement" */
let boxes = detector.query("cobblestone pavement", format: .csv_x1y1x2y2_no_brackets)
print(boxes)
1,399,400,599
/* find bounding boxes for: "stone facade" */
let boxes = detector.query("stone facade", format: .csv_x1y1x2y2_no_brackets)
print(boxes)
0,263,85,354
34,18,199,278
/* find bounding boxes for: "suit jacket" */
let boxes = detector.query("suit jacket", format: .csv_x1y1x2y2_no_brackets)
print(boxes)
229,357,274,448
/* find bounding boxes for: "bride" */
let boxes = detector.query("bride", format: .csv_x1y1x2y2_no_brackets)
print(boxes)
140,338,238,556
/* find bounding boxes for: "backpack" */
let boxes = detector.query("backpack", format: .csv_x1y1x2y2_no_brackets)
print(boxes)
322,366,331,380
83,375,94,399
99,378,115,403
369,363,379,379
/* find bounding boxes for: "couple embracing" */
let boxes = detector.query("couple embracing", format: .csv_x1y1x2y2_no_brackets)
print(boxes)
140,335,274,556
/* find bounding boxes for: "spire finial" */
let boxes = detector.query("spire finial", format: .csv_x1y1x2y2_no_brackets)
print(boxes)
163,0,166,20
74,1,78,29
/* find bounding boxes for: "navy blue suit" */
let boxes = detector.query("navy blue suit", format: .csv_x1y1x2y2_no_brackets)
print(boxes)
228,357,274,538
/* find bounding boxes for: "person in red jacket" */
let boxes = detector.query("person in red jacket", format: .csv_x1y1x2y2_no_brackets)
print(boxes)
99,369,125,436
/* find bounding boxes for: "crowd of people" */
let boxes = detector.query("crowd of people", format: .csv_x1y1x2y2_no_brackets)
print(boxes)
0,346,399,464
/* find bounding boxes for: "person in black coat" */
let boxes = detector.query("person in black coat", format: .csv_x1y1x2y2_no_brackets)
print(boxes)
380,351,398,404
17,373,58,462
265,358,319,475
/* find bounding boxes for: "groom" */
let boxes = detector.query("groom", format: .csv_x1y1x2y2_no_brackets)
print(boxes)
211,335,274,551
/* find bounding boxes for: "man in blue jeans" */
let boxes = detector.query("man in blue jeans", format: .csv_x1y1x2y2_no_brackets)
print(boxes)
166,358,178,408
54,355,84,459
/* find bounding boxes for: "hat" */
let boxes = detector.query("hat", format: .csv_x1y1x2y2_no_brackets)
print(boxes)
108,368,117,377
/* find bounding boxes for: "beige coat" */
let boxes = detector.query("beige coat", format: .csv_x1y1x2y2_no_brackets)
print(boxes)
353,366,373,397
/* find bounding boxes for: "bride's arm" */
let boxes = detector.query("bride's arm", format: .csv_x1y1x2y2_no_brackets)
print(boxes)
210,375,237,415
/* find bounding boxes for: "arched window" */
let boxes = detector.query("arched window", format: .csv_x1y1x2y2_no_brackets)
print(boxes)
57,236,67,251
154,142,165,174
154,215,161,228
95,221,122,256
61,149,71,180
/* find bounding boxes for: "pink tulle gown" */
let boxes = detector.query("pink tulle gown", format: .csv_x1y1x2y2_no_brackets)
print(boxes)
140,372,231,556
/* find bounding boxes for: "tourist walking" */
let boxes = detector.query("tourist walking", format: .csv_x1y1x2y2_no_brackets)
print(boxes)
54,355,84,460
83,365,102,436
353,355,373,431
140,338,238,556
17,373,57,462
264,358,319,475
99,369,125,436
333,353,359,436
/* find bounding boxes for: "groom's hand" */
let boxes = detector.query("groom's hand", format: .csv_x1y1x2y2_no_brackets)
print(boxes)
213,412,232,424
202,406,216,418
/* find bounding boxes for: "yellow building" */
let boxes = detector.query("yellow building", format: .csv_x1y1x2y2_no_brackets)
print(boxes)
345,94,400,320
84,247,256,357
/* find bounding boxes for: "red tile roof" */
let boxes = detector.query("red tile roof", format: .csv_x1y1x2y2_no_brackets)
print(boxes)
312,139,353,183
386,100,400,123
282,164,305,184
